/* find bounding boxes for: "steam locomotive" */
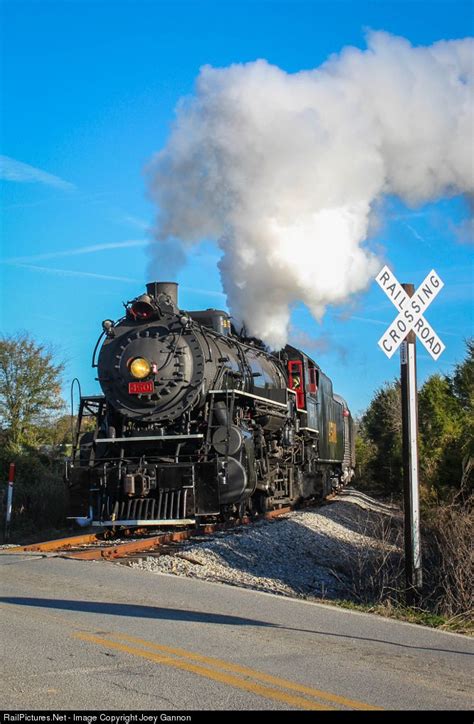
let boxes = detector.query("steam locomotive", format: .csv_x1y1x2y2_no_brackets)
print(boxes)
67,282,355,528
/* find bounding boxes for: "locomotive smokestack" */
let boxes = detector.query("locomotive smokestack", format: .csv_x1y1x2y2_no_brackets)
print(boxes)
146,281,178,307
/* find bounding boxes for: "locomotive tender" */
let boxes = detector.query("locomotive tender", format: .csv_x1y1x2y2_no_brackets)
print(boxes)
67,282,355,527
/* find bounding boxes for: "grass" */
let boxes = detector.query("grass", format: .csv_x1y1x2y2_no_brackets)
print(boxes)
320,598,473,635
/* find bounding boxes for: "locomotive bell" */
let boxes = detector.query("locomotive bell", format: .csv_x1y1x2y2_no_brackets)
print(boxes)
130,294,155,320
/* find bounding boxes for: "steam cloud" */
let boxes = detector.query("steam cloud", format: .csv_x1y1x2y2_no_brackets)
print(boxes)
147,32,474,348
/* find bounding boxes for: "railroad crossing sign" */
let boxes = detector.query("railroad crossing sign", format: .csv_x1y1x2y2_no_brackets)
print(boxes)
376,265,445,360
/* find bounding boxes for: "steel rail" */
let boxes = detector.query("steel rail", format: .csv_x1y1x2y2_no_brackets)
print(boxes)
5,500,324,561
64,507,293,560
5,532,102,553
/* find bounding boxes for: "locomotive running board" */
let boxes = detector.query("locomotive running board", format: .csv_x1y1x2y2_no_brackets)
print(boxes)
95,434,204,443
209,389,289,408
91,519,196,527
209,387,307,413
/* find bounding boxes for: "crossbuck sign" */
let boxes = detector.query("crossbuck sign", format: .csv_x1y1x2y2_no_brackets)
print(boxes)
376,266,445,361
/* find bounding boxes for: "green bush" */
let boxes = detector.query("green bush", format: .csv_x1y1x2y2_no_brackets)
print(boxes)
0,447,69,539
356,340,473,503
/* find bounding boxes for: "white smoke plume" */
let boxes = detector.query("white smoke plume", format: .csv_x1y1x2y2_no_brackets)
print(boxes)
147,31,474,348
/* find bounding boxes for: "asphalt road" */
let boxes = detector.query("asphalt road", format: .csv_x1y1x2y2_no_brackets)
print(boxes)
0,551,472,710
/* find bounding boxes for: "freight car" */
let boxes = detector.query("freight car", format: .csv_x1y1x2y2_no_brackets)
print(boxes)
67,282,355,528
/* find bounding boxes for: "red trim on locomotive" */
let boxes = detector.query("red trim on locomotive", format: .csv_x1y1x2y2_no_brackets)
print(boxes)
308,366,318,395
288,359,305,409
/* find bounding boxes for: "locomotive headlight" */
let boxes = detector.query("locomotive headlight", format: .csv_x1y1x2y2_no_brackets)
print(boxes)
129,357,151,379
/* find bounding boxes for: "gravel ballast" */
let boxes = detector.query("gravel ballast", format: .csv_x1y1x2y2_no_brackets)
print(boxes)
128,488,402,602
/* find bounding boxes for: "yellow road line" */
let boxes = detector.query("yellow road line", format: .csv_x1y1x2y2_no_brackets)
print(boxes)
109,632,379,710
1,602,379,710
75,631,379,710
75,631,333,710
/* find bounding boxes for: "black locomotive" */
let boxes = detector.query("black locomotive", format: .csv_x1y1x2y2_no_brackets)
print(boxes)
67,281,355,528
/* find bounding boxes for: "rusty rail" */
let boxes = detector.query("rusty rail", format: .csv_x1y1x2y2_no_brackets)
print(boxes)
64,508,293,560
65,530,192,560
3,504,299,561
5,532,101,553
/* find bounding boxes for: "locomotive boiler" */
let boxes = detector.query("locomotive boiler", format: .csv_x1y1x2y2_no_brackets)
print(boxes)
67,282,355,527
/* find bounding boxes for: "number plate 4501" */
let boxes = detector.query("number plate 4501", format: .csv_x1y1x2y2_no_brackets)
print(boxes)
128,381,154,394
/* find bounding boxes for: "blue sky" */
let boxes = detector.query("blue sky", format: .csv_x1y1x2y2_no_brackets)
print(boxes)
0,0,472,415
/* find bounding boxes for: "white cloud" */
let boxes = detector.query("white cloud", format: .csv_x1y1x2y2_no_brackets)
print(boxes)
181,285,226,299
9,263,137,283
147,32,474,348
0,155,76,191
1,239,147,264
6,262,226,299
119,214,150,230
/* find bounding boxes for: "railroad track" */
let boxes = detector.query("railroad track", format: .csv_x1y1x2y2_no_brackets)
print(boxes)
3,506,295,561
4,489,340,563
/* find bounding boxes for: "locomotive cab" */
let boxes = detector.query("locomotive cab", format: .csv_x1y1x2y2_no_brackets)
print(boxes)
284,345,320,431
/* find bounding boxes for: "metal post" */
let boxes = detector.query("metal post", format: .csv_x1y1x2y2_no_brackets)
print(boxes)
4,462,15,543
400,284,422,604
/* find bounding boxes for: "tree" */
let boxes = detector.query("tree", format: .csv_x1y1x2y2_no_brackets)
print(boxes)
0,333,65,451
418,373,462,494
358,340,473,501
449,340,474,486
418,342,473,499
450,339,473,413
359,380,403,493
